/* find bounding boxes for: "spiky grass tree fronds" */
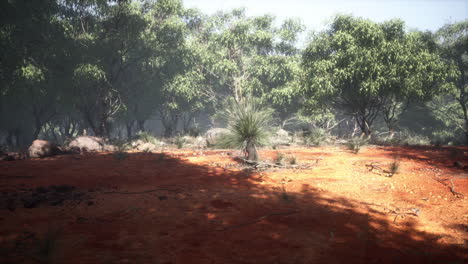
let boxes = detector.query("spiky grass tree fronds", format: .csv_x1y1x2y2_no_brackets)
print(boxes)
218,100,274,161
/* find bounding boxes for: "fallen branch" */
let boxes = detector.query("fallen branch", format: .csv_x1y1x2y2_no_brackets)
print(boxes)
365,162,393,177
240,158,319,170
217,210,299,231
449,179,464,198
433,177,464,198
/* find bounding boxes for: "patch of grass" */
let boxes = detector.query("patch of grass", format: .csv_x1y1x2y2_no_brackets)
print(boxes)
274,152,285,165
135,131,159,144
347,137,368,154
305,128,328,146
389,160,400,175
286,155,297,165
175,136,185,149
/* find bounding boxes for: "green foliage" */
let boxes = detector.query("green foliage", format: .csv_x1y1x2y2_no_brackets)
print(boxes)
113,151,129,161
175,135,185,149
305,128,329,146
346,137,369,154
217,100,273,160
302,15,449,136
398,130,431,146
135,131,159,145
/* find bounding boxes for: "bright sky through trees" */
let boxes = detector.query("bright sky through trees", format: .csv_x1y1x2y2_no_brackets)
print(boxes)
183,0,467,32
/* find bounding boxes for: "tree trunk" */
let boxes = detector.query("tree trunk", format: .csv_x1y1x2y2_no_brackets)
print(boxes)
126,122,133,140
245,140,258,161
137,120,145,132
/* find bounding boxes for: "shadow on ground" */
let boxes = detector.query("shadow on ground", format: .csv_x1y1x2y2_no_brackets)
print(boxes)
0,152,466,264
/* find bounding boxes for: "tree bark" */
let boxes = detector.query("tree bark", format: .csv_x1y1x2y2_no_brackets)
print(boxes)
246,140,258,161
126,122,133,140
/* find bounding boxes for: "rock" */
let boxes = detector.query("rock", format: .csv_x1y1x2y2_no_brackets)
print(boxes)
131,140,159,152
183,136,207,148
28,140,57,158
271,129,291,145
205,128,230,146
68,136,110,153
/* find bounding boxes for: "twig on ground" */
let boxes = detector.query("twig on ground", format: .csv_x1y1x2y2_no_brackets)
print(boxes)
240,158,320,170
365,162,394,177
217,211,299,231
433,177,464,198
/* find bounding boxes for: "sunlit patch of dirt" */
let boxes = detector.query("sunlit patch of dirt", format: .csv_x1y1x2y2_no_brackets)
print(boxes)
0,145,466,263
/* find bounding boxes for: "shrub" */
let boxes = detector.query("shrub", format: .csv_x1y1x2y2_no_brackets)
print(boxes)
175,136,185,149
287,155,297,165
389,160,400,175
113,151,129,160
346,137,368,154
398,130,431,146
217,100,273,161
135,131,159,145
305,128,328,146
274,152,285,165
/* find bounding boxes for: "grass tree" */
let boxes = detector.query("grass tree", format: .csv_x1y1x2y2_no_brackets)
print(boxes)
219,100,273,161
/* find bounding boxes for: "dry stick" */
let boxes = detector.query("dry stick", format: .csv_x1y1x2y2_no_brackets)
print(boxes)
365,163,393,177
433,177,464,198
217,210,300,231
449,179,464,197
242,158,319,170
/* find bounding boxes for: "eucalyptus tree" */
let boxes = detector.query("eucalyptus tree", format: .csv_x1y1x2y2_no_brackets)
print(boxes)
435,20,468,144
302,15,448,136
0,0,72,145
63,0,151,137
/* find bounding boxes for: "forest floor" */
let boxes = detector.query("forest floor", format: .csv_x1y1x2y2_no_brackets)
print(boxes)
0,145,467,264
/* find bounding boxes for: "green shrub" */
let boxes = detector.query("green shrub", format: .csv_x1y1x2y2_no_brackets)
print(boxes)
399,130,430,146
305,128,328,146
346,137,368,154
113,151,129,160
135,131,159,144
217,100,273,161
175,136,185,149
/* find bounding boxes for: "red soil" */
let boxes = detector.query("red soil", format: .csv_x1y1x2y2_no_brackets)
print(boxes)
0,145,467,263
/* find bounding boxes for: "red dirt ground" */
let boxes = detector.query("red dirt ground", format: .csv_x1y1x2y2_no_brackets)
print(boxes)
0,145,467,264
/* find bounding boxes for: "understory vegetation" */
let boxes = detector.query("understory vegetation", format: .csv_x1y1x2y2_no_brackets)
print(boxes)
0,0,466,152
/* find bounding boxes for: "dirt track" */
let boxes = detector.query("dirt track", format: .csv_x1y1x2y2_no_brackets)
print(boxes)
0,146,467,263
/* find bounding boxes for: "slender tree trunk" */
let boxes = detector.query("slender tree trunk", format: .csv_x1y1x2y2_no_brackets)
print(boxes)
137,120,145,132
14,130,20,148
126,122,133,140
246,140,258,161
